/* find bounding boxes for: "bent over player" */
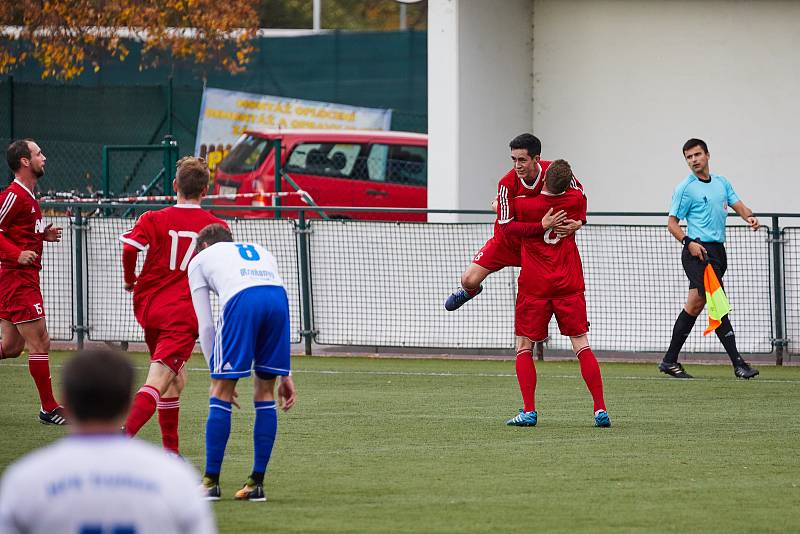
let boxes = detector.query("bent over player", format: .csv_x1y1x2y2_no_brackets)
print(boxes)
506,159,610,428
189,224,296,502
445,133,583,311
0,139,66,425
119,157,226,453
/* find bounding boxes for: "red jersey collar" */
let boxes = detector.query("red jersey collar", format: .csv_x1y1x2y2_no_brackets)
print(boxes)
13,179,36,200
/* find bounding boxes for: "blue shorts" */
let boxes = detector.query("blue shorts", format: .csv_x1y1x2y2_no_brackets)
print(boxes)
210,285,291,380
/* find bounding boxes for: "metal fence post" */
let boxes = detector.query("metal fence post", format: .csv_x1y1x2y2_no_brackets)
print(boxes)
162,135,178,194
166,76,173,136
296,211,314,355
273,139,282,219
102,146,110,195
73,209,88,349
771,216,786,365
8,75,13,140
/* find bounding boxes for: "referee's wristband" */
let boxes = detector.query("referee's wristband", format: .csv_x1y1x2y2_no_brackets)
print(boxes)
681,236,693,247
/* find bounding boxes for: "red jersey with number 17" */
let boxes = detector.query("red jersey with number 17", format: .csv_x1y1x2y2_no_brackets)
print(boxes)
119,205,226,333
514,188,587,298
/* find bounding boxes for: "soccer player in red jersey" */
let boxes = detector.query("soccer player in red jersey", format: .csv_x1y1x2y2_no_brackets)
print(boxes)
119,156,227,453
444,133,584,311
504,159,610,428
0,139,66,425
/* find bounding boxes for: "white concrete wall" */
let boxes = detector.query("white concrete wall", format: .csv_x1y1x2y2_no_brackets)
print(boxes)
428,0,533,221
429,0,800,215
532,0,800,213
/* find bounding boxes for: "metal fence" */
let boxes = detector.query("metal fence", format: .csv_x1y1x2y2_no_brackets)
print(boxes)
27,205,800,362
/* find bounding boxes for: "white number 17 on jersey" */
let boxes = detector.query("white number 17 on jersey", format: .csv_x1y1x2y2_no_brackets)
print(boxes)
168,230,199,271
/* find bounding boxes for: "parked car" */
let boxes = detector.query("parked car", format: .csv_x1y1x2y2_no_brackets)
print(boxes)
211,129,428,221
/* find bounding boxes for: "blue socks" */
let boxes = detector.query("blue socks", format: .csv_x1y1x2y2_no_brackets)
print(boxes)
253,401,278,475
205,397,232,477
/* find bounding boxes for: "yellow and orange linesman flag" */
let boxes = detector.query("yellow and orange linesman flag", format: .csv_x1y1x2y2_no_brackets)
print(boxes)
703,264,731,336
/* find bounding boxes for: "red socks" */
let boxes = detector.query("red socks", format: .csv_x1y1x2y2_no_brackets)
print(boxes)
157,397,181,454
576,347,606,412
125,385,159,436
28,353,59,412
515,348,537,413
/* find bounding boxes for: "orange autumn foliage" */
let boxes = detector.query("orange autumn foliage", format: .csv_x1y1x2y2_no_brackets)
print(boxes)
0,0,259,80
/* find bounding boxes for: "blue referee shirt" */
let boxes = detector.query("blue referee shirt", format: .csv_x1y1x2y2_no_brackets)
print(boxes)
669,173,740,243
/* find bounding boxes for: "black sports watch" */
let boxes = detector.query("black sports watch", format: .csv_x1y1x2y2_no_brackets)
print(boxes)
682,236,692,247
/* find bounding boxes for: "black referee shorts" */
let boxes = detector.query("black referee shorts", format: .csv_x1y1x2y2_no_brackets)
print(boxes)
681,241,727,292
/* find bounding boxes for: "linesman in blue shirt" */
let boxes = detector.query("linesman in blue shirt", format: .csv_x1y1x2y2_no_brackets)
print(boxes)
661,138,760,379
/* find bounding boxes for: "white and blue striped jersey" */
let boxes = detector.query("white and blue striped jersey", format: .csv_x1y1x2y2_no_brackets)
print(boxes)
0,435,215,534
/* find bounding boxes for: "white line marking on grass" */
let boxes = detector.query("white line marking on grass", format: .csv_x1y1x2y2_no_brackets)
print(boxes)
2,362,799,383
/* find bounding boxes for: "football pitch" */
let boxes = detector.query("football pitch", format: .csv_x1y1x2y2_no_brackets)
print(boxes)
1,353,799,533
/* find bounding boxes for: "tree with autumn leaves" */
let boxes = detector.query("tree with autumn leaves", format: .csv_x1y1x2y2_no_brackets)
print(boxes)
0,1,427,81
0,0,260,81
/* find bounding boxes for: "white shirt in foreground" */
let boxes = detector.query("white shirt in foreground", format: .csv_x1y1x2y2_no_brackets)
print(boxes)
0,435,216,534
188,241,284,363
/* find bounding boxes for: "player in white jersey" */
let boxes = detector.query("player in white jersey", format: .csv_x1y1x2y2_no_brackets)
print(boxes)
188,224,296,502
0,348,215,534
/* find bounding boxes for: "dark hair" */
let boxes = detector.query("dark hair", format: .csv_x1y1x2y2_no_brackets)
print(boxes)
509,133,542,157
545,159,573,194
196,223,233,252
175,156,210,199
7,139,34,172
682,138,708,155
61,348,134,423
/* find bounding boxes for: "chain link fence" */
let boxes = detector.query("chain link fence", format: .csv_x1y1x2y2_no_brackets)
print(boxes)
0,29,428,193
24,206,798,362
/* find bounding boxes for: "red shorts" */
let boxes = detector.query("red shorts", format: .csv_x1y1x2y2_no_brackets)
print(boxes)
515,292,589,342
0,269,45,325
472,235,521,271
144,328,197,374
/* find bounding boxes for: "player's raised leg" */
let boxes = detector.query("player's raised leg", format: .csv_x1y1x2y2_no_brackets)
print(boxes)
445,262,489,311
16,318,65,425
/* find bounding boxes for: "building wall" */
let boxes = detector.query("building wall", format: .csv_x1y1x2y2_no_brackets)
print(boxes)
534,0,800,213
428,0,533,221
429,0,800,215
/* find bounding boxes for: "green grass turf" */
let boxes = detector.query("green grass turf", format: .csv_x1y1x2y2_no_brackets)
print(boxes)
1,352,799,533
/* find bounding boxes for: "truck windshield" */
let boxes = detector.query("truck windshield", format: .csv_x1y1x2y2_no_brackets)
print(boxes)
218,135,273,174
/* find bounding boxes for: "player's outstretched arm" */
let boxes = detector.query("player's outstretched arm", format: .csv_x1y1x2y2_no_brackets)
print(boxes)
277,376,296,412
502,208,566,238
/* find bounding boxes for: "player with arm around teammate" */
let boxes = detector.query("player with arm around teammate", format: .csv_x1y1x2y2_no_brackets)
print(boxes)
0,348,215,534
444,133,583,311
0,139,66,425
505,159,610,428
188,224,296,502
119,157,227,453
